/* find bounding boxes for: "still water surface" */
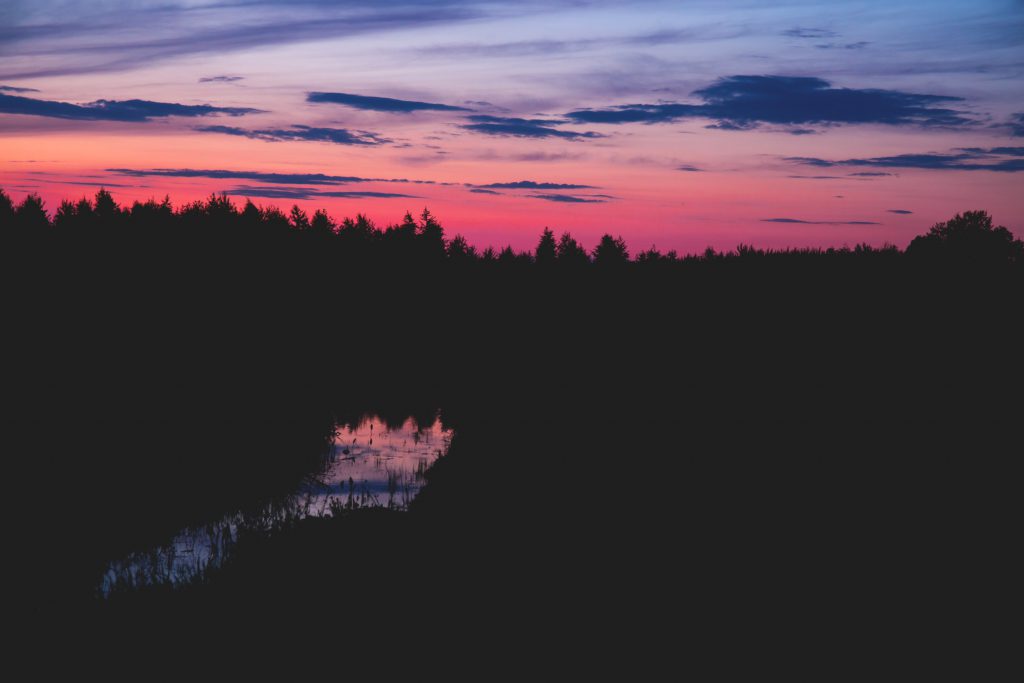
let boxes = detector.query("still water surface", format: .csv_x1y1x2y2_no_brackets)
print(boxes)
102,415,451,594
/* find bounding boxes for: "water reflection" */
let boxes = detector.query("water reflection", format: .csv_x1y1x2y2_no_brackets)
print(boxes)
102,415,451,595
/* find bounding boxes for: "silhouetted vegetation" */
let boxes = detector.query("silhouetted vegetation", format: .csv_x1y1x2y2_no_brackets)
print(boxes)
4,188,1021,658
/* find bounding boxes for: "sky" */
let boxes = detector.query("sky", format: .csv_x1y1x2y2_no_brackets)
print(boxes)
1,0,1022,252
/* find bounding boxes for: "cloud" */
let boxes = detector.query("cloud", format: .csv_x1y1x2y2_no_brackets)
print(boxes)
888,209,913,214
761,218,881,225
0,84,38,92
786,147,1024,172
461,115,603,140
782,28,838,39
106,167,441,186
985,146,1024,156
307,91,469,113
61,181,139,188
469,188,502,195
1006,114,1024,137
0,3,488,80
814,42,869,50
195,124,389,145
565,75,973,131
474,180,596,190
222,186,417,200
0,93,260,121
848,172,896,177
199,76,243,83
528,194,606,203
676,165,702,172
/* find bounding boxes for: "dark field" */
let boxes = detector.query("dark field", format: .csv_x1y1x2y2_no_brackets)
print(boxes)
5,191,1020,670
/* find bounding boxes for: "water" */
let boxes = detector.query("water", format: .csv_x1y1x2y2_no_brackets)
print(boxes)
101,415,452,595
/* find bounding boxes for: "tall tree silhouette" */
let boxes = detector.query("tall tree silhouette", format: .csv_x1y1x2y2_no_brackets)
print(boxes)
289,205,310,231
556,231,589,268
907,210,1023,264
536,228,557,267
94,188,121,226
0,188,14,227
15,193,49,231
593,234,629,267
310,209,336,239
418,208,446,262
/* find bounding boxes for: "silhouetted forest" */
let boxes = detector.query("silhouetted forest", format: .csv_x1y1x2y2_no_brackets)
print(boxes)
5,189,1021,668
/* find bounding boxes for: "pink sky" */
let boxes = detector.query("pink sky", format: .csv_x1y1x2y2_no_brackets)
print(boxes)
2,0,1022,253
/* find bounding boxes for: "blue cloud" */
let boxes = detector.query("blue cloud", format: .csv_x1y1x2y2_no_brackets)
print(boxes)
195,124,389,145
782,28,838,39
676,165,703,172
199,75,243,83
565,75,973,131
0,4,487,80
1005,114,1024,137
461,115,603,140
106,167,441,186
762,218,881,225
0,93,260,121
307,91,469,112
0,84,39,93
888,209,913,214
475,180,596,190
222,186,417,200
787,148,1024,172
815,42,869,50
528,194,606,203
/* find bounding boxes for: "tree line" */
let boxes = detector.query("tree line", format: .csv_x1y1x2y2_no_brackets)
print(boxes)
3,188,1020,267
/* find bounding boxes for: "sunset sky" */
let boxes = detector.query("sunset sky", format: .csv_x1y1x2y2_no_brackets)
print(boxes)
1,0,1022,252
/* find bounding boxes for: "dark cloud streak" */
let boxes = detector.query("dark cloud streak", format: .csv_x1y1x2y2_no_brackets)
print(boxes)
107,168,443,186
308,91,469,112
195,124,389,145
762,217,881,225
566,75,973,132
461,115,603,140
475,180,596,190
787,148,1024,172
222,186,418,200
0,92,260,121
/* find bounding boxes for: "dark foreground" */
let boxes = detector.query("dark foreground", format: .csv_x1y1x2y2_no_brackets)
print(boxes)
5,192,1021,672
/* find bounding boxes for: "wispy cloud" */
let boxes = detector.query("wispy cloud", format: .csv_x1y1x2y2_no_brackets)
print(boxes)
0,2,491,80
1006,113,1024,137
815,41,869,50
222,186,418,200
0,84,39,93
787,147,1024,172
888,209,913,214
307,91,469,113
106,167,442,185
199,75,243,83
195,124,389,145
761,217,881,225
782,28,839,39
474,180,596,190
528,194,606,203
0,93,261,121
461,115,603,140
566,75,973,132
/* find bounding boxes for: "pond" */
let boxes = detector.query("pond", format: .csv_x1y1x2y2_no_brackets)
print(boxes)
101,414,452,595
